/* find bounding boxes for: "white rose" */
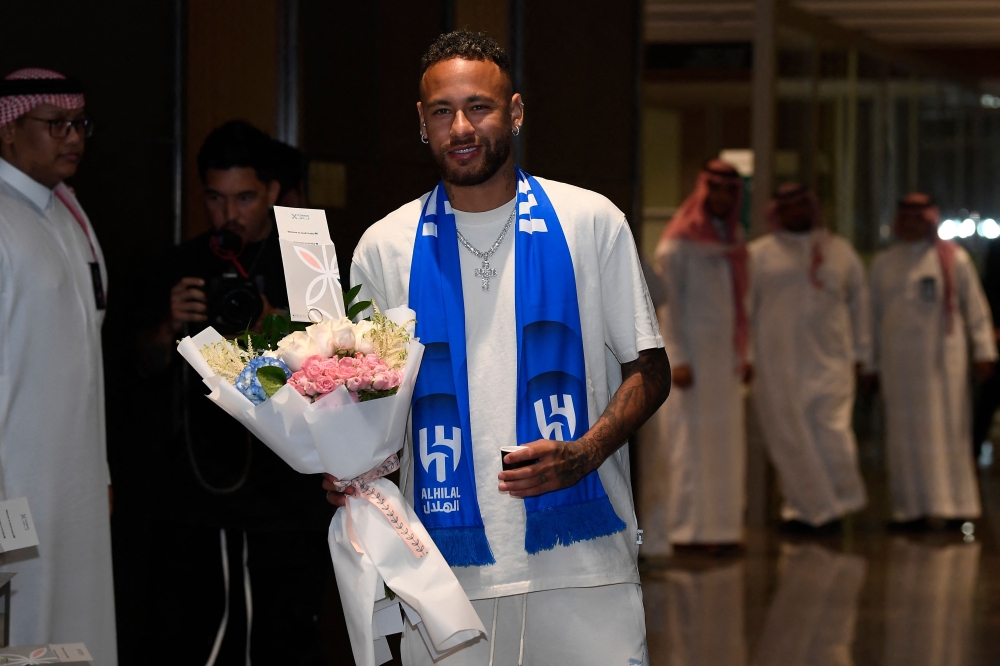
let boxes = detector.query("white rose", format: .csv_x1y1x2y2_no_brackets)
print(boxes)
305,321,336,357
328,317,358,352
354,320,376,354
275,330,321,372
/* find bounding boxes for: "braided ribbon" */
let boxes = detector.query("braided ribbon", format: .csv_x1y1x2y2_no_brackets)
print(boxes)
332,455,427,559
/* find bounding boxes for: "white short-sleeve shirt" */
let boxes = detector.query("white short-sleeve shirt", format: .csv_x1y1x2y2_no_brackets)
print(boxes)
351,177,663,599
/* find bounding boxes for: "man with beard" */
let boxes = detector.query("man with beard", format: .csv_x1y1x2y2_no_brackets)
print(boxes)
871,193,996,528
750,182,870,533
325,30,670,665
653,160,752,552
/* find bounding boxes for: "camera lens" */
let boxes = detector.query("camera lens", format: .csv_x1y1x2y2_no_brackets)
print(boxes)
209,278,264,334
220,286,263,331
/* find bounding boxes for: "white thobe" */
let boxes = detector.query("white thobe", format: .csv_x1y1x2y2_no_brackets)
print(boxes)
0,160,116,661
749,231,870,525
751,543,866,666
655,238,746,544
883,538,979,666
648,562,746,666
871,241,997,521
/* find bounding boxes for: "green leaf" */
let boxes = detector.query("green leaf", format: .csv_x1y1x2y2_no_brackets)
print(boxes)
256,365,288,398
261,313,290,339
248,333,269,352
347,299,372,320
343,284,363,304
234,331,252,352
383,583,396,601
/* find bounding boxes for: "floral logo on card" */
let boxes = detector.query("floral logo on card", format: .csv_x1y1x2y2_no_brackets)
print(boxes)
0,647,59,664
294,245,341,321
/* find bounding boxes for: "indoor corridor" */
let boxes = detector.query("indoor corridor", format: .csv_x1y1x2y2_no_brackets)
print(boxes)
641,454,1000,665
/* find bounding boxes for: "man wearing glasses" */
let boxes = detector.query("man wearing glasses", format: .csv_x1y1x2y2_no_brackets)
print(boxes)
0,69,116,662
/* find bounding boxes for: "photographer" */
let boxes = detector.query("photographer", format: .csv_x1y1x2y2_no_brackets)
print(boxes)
140,121,332,665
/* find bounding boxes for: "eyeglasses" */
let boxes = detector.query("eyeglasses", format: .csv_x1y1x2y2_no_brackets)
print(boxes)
25,117,94,139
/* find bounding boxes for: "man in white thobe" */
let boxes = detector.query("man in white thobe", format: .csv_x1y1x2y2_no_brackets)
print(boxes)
749,182,870,531
326,31,669,665
655,160,752,549
871,193,996,527
0,69,116,660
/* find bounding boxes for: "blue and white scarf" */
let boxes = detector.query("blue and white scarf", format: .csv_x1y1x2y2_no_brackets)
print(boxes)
409,168,626,567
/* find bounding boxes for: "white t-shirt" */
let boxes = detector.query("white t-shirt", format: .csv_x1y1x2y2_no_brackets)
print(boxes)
351,177,663,599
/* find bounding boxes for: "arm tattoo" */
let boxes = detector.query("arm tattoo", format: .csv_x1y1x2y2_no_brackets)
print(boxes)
556,348,671,484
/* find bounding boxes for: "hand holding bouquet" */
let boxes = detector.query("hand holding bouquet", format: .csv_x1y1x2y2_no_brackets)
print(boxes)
176,303,485,666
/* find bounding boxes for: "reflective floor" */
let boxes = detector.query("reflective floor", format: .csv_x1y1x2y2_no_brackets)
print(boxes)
640,465,1000,666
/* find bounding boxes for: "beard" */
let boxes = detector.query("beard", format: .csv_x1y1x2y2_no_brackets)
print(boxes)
433,131,512,187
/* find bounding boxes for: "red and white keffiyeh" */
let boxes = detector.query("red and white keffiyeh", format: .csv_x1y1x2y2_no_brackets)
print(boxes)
661,159,750,372
0,68,85,127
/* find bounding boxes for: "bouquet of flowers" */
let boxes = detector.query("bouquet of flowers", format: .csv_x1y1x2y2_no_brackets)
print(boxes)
177,298,485,666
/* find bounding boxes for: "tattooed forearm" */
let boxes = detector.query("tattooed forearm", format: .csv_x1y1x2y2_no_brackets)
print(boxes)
554,437,604,485
617,347,673,428
558,348,671,483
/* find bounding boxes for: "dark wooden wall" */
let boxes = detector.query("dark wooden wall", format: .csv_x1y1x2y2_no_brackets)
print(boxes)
523,0,640,224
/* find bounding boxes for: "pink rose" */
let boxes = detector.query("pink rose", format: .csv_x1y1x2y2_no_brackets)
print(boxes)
302,356,325,381
372,373,392,391
359,372,373,388
393,370,404,386
345,376,364,392
314,376,336,393
332,378,345,390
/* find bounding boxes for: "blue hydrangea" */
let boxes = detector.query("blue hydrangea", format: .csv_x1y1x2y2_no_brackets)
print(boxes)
235,356,292,405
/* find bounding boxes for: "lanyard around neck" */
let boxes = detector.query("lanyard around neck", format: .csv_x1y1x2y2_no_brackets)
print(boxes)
53,184,99,263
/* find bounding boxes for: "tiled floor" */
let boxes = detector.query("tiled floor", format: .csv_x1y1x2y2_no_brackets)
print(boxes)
640,466,1000,666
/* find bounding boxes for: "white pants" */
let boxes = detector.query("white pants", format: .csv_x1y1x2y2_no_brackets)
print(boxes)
401,583,648,666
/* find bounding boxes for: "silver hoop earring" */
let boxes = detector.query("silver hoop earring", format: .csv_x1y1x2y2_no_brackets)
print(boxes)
512,124,521,137
420,133,429,144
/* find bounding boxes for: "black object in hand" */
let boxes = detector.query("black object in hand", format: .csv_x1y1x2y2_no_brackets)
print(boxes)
501,446,535,472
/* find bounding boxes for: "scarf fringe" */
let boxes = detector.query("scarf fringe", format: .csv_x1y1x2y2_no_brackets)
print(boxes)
524,497,626,554
428,526,496,567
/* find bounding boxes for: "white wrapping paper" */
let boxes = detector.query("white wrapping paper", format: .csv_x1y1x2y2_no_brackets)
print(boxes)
177,324,485,666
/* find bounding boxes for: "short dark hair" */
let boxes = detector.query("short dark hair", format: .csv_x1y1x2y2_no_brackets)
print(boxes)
271,140,305,200
197,120,277,184
420,30,512,89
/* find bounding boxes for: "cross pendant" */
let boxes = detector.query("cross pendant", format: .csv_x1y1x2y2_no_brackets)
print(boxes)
474,259,498,291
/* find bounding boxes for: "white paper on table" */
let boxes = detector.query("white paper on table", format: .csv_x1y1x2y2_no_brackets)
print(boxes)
0,497,39,553
176,329,485,666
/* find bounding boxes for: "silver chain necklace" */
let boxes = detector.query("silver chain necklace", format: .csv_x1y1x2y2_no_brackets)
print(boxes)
455,206,516,291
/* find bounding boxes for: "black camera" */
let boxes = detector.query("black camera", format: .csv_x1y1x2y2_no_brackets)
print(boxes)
204,229,264,334
206,275,264,334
